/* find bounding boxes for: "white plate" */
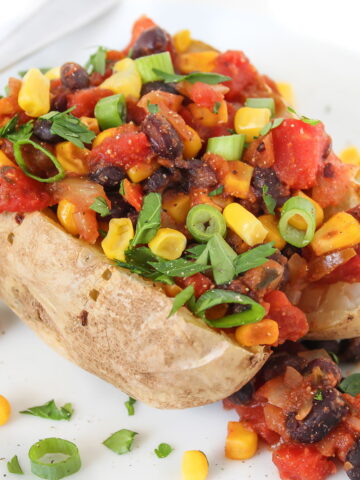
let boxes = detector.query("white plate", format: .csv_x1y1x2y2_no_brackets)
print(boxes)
1,1,359,479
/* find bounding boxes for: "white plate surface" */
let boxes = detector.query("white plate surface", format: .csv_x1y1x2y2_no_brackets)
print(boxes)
1,1,360,479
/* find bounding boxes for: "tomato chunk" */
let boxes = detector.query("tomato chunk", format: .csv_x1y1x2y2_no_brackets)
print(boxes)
122,179,143,212
67,87,113,117
233,403,280,445
320,254,360,284
175,273,213,298
187,82,223,109
273,443,336,480
0,166,52,213
272,119,328,189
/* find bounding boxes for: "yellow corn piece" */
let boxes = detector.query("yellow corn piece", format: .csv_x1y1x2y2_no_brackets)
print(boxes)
80,116,100,134
101,218,134,261
173,29,192,53
18,68,50,117
225,422,258,460
0,395,11,426
289,191,324,230
92,127,118,148
224,161,254,199
183,126,202,159
101,58,142,100
276,82,295,106
163,191,191,224
339,146,360,166
127,162,158,183
178,51,219,74
234,107,271,142
311,212,360,256
44,66,61,80
149,228,187,260
223,203,268,247
0,151,16,167
55,142,89,175
57,200,79,236
188,104,218,127
258,215,286,249
181,450,209,480
235,319,279,347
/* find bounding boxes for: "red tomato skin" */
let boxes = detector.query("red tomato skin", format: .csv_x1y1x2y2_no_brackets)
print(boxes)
122,179,143,212
272,119,329,189
273,443,336,480
67,88,113,117
0,166,52,213
188,82,223,109
232,402,280,445
175,273,213,298
320,254,360,284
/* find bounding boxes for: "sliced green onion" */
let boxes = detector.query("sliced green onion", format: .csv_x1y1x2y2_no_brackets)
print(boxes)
29,438,81,480
245,97,275,116
13,139,65,183
186,204,227,242
206,134,245,161
195,289,265,328
278,196,316,247
94,94,126,130
135,52,174,83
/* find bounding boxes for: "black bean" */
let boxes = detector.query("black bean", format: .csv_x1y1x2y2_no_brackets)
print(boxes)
340,338,360,363
227,381,255,405
143,166,181,193
302,358,342,387
90,166,126,190
346,439,360,480
51,92,68,112
140,81,178,97
286,388,348,444
186,159,218,189
131,27,169,59
256,352,306,386
104,192,135,220
142,114,183,159
33,119,62,143
60,62,89,90
302,340,340,355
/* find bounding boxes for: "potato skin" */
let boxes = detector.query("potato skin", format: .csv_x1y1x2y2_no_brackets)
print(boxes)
0,211,269,408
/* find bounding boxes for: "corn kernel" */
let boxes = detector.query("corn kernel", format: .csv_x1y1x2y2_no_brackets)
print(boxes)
178,51,219,74
181,450,209,480
18,68,50,117
0,395,11,426
101,58,142,99
55,142,89,175
101,218,134,261
173,29,192,53
224,161,254,199
311,212,360,256
163,284,183,297
225,422,258,460
149,228,187,260
289,191,324,230
258,215,286,249
92,127,118,148
0,151,16,168
44,66,61,80
235,319,279,347
276,82,295,106
234,107,271,142
223,203,268,247
127,162,158,183
163,191,191,224
339,146,360,166
57,199,79,236
183,126,202,159
80,116,100,134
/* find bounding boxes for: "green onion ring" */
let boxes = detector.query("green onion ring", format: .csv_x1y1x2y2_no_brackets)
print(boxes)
195,289,265,328
94,93,126,130
186,204,227,242
13,139,65,183
279,196,316,247
29,437,81,480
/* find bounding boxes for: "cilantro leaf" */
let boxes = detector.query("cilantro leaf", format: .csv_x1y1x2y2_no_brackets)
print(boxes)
154,443,174,458
85,46,107,75
131,193,162,246
41,109,95,148
234,242,276,275
314,389,323,401
208,233,237,285
149,258,209,277
260,117,284,136
208,185,224,197
0,115,33,143
186,244,208,258
168,285,195,317
152,69,231,85
90,197,110,217
124,397,136,416
262,185,276,214
103,429,137,455
7,455,23,475
339,374,360,396
20,399,73,421
287,106,320,125
117,247,174,284
147,101,159,114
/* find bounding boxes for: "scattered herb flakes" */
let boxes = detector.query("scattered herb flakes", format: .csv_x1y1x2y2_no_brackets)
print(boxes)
208,185,224,197
147,101,159,114
154,443,174,458
287,106,320,125
314,389,323,401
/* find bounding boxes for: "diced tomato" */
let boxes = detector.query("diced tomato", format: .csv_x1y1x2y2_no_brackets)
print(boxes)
243,133,275,168
320,254,360,284
175,273,213,298
273,443,336,480
264,290,309,344
67,87,113,117
122,179,143,211
311,153,351,208
187,82,223,109
0,78,22,123
51,177,110,212
234,403,280,445
89,68,112,87
89,131,152,171
123,15,157,55
73,209,99,244
203,152,230,181
272,119,329,189
0,166,52,213
316,424,355,463
126,99,147,124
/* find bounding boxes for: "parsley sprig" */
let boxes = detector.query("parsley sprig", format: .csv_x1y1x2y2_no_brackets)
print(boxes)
85,46,108,75
152,69,231,85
